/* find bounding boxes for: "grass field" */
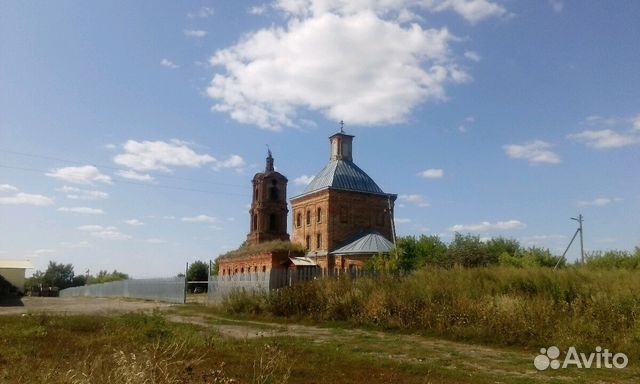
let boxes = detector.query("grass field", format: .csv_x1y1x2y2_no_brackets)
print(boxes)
1,303,639,383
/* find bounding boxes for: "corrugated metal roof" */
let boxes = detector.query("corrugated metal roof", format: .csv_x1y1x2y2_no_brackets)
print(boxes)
0,260,34,269
331,231,394,255
288,257,318,266
300,159,385,196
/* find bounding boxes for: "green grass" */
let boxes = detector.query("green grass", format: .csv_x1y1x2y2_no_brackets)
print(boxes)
219,266,640,360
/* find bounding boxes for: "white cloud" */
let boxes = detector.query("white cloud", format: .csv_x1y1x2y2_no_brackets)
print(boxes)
399,194,430,207
419,168,444,178
114,140,215,172
184,29,208,38
46,165,112,185
78,225,131,240
448,220,526,232
182,214,217,223
57,186,109,201
273,0,507,24
633,114,640,131
568,129,639,149
577,197,623,207
548,0,564,13
0,192,54,206
33,249,57,256
464,50,481,62
188,6,214,18
208,10,470,130
0,184,18,192
503,140,561,164
293,175,315,186
124,219,144,226
160,58,179,69
395,218,412,224
58,206,105,215
213,154,247,171
115,170,155,182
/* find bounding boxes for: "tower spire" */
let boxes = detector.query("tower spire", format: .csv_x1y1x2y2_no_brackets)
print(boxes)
265,145,274,172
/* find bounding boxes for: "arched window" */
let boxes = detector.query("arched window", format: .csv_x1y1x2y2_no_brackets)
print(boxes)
253,214,258,231
317,207,322,223
241,267,244,273
269,180,278,201
305,235,311,250
262,266,266,273
296,212,302,227
306,209,311,225
269,213,277,232
316,233,322,249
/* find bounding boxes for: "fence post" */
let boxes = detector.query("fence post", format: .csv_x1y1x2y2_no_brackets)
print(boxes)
183,262,188,304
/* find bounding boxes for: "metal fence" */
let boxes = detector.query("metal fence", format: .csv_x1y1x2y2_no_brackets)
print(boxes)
59,277,186,304
207,268,323,304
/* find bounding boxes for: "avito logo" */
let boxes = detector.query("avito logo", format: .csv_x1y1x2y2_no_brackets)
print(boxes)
534,346,628,370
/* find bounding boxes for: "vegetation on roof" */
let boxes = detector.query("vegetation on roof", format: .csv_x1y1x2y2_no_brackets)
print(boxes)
218,240,306,259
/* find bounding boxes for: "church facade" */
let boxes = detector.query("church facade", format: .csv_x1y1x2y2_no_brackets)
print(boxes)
217,128,396,276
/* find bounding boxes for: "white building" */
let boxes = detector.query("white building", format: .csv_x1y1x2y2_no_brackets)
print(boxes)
0,260,34,294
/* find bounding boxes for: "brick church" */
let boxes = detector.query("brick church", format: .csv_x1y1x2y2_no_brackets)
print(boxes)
217,127,397,276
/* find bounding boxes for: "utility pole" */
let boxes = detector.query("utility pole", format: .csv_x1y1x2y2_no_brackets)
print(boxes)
573,213,584,264
554,213,585,270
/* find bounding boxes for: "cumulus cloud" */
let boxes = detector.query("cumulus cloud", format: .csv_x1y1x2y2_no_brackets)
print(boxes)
577,197,623,207
0,190,54,206
114,140,215,172
293,175,315,186
57,207,105,215
419,168,444,178
568,129,639,149
448,219,526,232
399,194,430,207
115,170,155,183
188,6,214,18
160,58,179,69
633,114,640,130
78,225,131,240
273,0,507,23
249,4,269,15
57,186,109,201
208,7,473,129
503,140,561,164
213,154,246,171
182,214,217,223
184,29,208,38
46,165,112,185
0,184,18,192
124,219,144,226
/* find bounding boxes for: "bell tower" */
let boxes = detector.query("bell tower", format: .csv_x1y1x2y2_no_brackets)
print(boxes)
246,149,290,246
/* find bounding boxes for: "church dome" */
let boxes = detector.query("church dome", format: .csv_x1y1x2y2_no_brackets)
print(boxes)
301,159,385,196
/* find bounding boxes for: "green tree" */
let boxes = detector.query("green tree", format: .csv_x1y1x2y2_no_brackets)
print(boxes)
447,233,491,267
486,237,521,264
187,261,209,292
396,235,448,271
87,270,129,284
42,261,76,289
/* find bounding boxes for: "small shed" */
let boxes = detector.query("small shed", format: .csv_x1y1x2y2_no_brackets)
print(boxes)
0,260,34,294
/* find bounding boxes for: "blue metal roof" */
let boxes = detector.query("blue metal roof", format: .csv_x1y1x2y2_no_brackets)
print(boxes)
299,160,385,196
331,231,394,255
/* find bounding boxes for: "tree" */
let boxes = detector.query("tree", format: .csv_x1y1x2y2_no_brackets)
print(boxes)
42,261,76,289
187,261,209,292
447,233,491,267
87,270,129,285
396,235,448,271
486,237,521,264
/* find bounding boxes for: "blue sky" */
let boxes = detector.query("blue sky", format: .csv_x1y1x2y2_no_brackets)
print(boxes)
1,1,639,277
